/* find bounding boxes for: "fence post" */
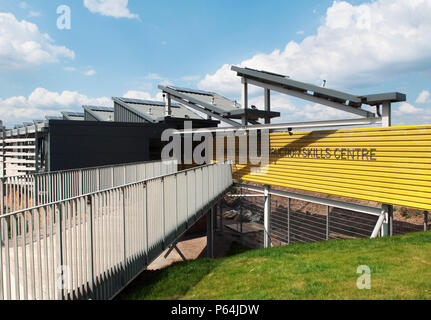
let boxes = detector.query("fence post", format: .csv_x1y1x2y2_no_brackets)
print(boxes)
175,174,178,238
380,204,390,237
388,205,393,236
326,206,330,241
264,185,271,248
162,177,166,249
219,202,223,233
287,198,290,245
425,211,429,232
56,204,64,300
207,207,214,258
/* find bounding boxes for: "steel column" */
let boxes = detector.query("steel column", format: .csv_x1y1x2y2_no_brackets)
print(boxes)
242,78,248,126
264,88,271,124
382,102,391,127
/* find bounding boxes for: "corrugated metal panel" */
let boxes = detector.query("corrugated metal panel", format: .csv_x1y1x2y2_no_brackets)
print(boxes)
234,125,431,210
114,102,146,123
84,110,99,122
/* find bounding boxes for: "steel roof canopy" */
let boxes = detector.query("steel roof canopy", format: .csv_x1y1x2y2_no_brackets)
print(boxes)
232,66,406,108
232,66,363,106
360,92,406,105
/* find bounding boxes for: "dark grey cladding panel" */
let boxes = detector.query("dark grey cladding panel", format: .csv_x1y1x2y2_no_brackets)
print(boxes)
47,120,172,171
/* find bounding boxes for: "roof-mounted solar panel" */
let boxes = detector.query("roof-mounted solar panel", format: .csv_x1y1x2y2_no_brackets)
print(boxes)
63,112,85,117
84,106,114,112
117,97,181,108
167,86,213,96
244,67,289,79
46,116,63,120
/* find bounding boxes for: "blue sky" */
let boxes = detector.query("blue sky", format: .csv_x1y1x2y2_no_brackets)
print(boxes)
1,0,431,127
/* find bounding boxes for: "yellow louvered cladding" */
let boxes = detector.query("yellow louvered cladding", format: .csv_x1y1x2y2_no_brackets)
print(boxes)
233,124,431,210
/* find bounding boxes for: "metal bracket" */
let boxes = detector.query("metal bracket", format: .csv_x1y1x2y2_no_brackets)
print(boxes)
164,241,187,261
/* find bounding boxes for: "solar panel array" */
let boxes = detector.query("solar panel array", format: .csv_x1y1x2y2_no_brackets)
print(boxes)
118,97,181,108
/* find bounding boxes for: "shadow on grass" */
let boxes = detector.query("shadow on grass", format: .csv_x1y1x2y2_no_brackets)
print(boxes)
117,241,252,300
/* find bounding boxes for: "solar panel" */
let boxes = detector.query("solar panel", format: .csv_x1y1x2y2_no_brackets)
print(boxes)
46,116,63,120
63,112,85,117
84,106,114,112
117,97,181,108
167,86,213,96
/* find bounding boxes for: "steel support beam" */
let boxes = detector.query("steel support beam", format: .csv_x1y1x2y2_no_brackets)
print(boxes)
173,117,383,135
168,95,240,127
159,86,241,127
264,88,271,124
236,183,382,217
242,78,248,126
246,78,375,118
164,93,172,117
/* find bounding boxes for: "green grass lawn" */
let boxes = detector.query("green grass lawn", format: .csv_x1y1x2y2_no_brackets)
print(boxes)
119,231,431,300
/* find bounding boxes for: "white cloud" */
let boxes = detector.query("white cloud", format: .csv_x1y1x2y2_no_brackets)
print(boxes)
199,0,431,96
416,90,430,104
0,88,111,125
0,12,74,72
145,73,163,80
296,30,304,35
83,0,139,19
84,69,96,76
123,90,164,101
181,75,201,81
394,102,423,115
28,11,41,18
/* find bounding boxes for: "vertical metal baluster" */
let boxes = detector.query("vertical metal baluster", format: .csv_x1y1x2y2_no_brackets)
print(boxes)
42,207,50,299
68,200,73,299
0,217,3,300
88,195,94,300
49,205,55,300
35,208,42,299
78,198,83,298
73,199,79,298
29,210,35,299
4,217,10,300
56,204,63,300
12,214,19,300
21,212,28,300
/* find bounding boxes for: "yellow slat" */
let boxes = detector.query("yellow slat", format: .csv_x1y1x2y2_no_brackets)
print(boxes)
232,124,431,210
